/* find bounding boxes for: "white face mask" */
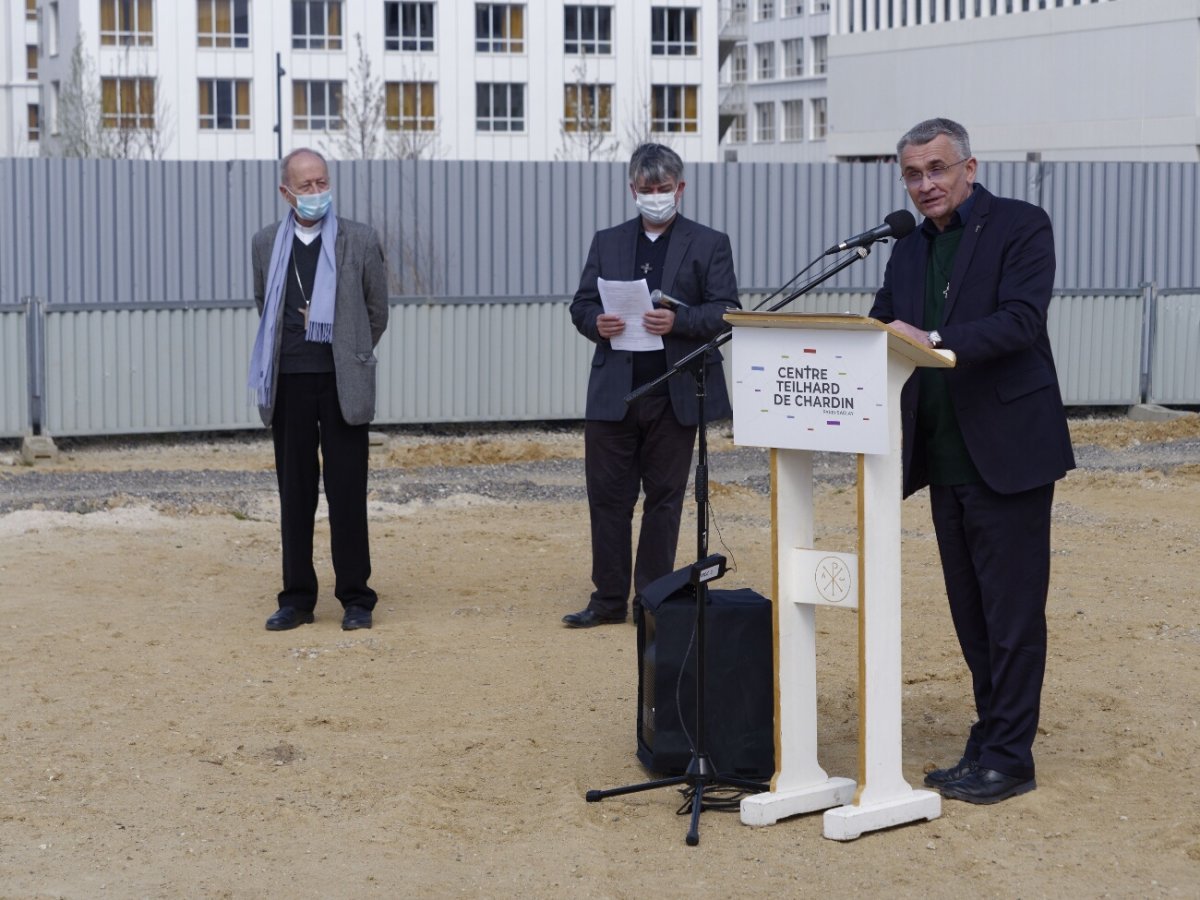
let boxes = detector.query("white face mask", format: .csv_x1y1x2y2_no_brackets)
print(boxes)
635,190,678,225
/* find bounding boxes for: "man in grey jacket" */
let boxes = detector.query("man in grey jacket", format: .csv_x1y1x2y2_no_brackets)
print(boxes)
249,148,389,632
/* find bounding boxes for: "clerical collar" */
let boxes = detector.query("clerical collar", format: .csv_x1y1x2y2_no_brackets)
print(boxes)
642,217,677,243
293,219,322,245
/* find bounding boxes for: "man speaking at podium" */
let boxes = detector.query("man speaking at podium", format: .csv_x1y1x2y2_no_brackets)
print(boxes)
563,144,740,629
869,119,1075,804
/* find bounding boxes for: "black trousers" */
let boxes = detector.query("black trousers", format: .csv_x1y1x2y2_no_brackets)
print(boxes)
272,372,376,613
584,394,697,619
930,481,1055,780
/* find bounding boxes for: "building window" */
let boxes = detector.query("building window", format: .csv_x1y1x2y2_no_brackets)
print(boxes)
26,0,37,20
564,5,612,55
730,43,747,82
812,35,827,75
46,2,60,56
651,84,698,133
812,96,827,139
755,41,774,80
100,0,154,47
650,7,698,57
813,0,829,13
198,0,250,48
564,83,612,132
476,82,524,131
293,79,343,130
730,113,746,144
199,79,250,129
784,0,803,14
101,77,155,129
27,45,38,80
755,101,774,142
476,4,524,53
757,0,774,19
386,81,436,130
385,2,434,51
783,38,803,77
28,104,40,141
292,0,342,50
783,99,803,141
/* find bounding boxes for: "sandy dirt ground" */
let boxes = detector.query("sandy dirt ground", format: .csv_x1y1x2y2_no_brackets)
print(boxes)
0,415,1198,898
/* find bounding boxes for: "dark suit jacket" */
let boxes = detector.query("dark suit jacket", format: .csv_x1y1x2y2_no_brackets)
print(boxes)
570,215,740,426
869,185,1075,497
252,216,389,427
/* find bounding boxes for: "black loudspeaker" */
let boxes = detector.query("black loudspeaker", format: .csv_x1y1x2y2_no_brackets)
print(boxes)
635,567,775,780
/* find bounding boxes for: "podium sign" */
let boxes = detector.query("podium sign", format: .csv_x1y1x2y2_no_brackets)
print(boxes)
731,327,889,455
726,312,951,841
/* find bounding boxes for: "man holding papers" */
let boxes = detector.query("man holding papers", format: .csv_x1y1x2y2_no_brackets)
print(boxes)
564,144,741,628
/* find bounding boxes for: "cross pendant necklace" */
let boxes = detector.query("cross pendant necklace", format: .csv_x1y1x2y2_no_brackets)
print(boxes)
640,262,652,275
293,256,310,328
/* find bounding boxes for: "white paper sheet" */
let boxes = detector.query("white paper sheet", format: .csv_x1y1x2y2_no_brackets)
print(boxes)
597,277,663,352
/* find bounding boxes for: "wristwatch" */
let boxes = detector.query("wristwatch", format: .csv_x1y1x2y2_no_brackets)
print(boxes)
928,329,943,348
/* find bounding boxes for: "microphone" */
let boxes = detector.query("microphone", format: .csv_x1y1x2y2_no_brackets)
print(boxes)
824,209,917,255
650,289,690,309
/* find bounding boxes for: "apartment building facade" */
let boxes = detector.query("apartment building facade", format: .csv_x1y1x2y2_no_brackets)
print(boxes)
12,0,724,161
716,0,833,162
0,0,41,156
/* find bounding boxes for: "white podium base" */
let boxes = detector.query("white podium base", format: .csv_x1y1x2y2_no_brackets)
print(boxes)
740,777,857,827
822,789,942,841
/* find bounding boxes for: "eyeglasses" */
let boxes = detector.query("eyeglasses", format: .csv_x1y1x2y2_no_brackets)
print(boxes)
900,158,968,187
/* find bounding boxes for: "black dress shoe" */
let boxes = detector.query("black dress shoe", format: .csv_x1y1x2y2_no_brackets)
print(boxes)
923,757,977,788
342,606,373,631
939,766,1036,804
265,607,315,631
562,609,626,628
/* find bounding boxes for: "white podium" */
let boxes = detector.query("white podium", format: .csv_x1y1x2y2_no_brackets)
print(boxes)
726,312,952,841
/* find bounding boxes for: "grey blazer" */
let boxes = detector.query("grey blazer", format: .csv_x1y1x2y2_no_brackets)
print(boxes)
252,216,389,427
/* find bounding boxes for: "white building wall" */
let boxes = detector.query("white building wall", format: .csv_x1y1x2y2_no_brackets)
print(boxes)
17,0,724,163
1,0,41,157
828,0,1200,162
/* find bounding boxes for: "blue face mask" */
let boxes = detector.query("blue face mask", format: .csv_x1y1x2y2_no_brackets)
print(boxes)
286,187,332,221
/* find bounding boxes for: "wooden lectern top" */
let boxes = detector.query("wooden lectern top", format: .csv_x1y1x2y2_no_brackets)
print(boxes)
724,311,955,369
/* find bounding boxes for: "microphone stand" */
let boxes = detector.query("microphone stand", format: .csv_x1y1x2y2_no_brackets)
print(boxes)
584,245,873,846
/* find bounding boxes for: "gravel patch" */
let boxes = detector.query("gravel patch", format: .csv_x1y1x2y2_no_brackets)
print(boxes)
0,421,1196,517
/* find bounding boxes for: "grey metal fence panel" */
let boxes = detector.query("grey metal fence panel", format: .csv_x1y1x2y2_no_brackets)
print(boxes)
0,305,29,438
374,298,590,423
739,290,876,316
1149,292,1200,406
1046,292,1144,407
2,288,1184,439
6,158,1200,310
1040,162,1148,293
1145,164,1200,290
43,305,261,436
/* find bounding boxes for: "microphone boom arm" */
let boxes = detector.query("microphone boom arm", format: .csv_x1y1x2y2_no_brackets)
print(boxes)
625,245,870,405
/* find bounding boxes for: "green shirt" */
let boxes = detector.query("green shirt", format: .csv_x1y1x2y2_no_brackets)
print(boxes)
918,225,981,486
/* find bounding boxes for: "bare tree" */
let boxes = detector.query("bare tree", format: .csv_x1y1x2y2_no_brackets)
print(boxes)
53,36,108,157
621,72,661,157
387,122,442,161
51,35,172,159
323,33,386,160
556,54,620,162
383,58,443,161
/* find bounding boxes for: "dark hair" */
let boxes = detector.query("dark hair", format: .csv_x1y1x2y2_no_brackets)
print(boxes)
897,118,971,160
628,143,683,186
